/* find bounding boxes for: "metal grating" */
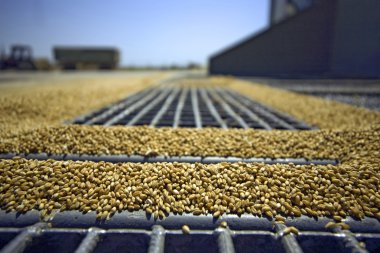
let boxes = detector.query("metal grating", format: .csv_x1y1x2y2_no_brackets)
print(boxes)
72,87,312,130
0,220,379,253
4,77,378,252
0,153,338,165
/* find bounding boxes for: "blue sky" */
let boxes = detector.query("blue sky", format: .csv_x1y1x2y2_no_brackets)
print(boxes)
0,0,269,66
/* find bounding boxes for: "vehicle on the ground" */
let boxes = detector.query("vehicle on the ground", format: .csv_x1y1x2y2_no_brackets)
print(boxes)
53,47,119,70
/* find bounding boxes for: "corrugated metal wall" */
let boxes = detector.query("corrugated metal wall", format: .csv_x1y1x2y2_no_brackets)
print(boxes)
209,0,380,78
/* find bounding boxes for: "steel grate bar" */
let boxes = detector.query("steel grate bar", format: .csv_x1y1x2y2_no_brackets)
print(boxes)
82,89,150,125
1,225,380,235
148,225,165,253
173,88,189,128
0,225,377,253
329,226,369,253
150,88,180,127
215,88,273,130
0,153,338,165
191,87,202,128
74,228,101,253
275,223,304,253
199,88,227,128
0,222,49,253
126,88,172,126
103,87,162,126
208,88,249,128
229,91,297,130
215,228,236,253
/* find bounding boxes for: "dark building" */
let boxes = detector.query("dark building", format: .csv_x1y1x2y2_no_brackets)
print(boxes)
209,0,380,78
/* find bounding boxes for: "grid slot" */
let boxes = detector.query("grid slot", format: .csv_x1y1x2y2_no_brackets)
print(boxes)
0,222,49,253
126,88,172,126
296,234,350,253
150,88,180,127
155,89,182,127
327,226,369,253
262,106,311,130
103,88,163,126
81,89,150,125
216,88,271,129
205,89,239,128
74,228,101,253
233,233,285,253
229,92,295,130
356,235,380,253
179,90,196,127
191,88,202,128
0,232,18,251
156,99,178,127
199,88,227,128
207,88,248,129
228,91,299,130
215,88,272,129
173,88,189,128
93,232,150,253
72,107,111,125
24,231,84,253
165,233,218,253
205,90,237,128
236,89,312,130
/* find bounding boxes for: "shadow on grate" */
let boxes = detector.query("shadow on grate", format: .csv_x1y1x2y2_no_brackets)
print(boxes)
1,223,378,253
71,86,312,130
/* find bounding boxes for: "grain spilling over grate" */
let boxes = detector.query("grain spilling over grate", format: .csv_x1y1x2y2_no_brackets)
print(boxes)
1,158,379,220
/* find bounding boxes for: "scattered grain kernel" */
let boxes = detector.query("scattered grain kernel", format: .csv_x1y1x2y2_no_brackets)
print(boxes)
283,226,299,236
182,225,190,234
220,221,228,228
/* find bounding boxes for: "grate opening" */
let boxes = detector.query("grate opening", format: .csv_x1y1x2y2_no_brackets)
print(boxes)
356,236,380,253
233,234,285,253
0,232,18,249
296,234,348,253
93,232,150,253
71,86,312,130
165,233,218,253
23,232,84,253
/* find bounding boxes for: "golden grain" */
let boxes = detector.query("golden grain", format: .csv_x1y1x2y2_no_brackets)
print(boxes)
283,226,299,236
182,225,190,234
1,156,379,220
220,221,228,228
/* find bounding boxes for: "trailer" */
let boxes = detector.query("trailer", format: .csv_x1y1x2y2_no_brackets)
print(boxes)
53,47,119,70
